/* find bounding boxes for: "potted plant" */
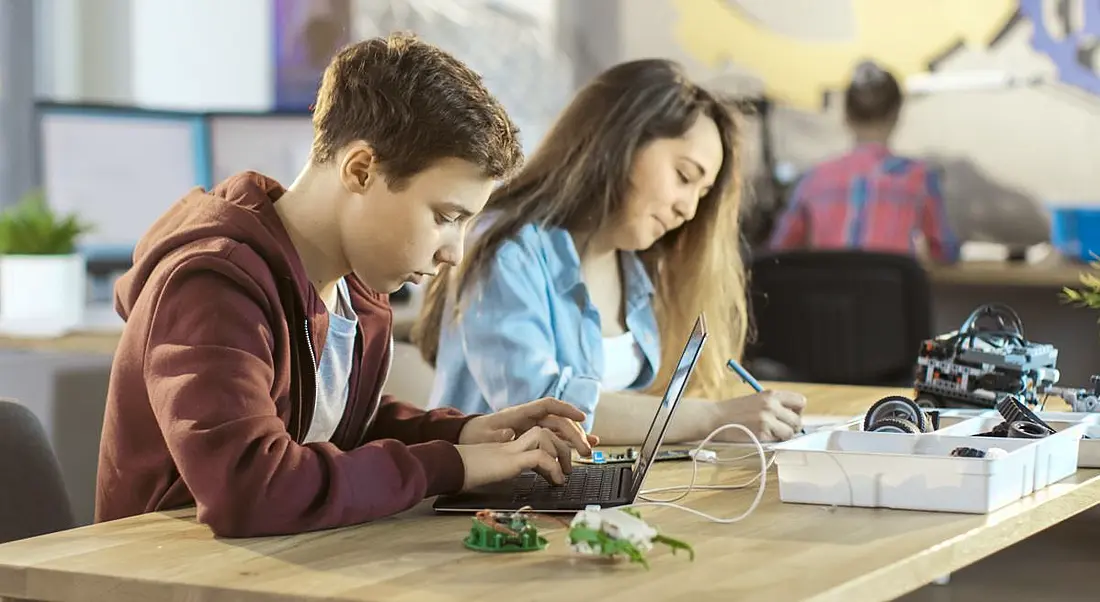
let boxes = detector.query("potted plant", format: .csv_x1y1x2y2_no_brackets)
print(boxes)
1062,255,1100,315
0,190,92,337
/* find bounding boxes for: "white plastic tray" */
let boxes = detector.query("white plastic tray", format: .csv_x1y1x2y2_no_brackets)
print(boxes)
801,414,862,434
704,415,861,451
1031,411,1100,423
932,408,998,430
938,414,1093,480
1080,424,1100,468
829,408,995,433
832,408,1092,432
772,430,1045,514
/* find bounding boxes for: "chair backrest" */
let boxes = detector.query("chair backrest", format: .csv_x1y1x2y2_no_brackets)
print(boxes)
0,399,75,543
747,250,932,386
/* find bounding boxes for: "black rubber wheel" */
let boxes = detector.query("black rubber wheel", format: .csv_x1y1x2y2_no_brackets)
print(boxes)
996,396,1056,435
865,395,928,432
1008,420,1049,439
915,394,942,410
866,417,923,434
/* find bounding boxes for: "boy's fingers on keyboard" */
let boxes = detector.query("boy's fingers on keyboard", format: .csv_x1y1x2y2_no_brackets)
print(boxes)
520,449,564,485
535,429,559,462
541,428,574,474
511,427,562,467
510,425,546,449
538,415,592,456
526,397,587,423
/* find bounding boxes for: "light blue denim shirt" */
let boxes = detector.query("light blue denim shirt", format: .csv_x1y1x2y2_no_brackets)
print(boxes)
427,221,661,431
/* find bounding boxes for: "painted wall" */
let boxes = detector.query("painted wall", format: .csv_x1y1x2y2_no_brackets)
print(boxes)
35,0,272,110
35,0,568,154
0,0,37,207
620,0,1100,245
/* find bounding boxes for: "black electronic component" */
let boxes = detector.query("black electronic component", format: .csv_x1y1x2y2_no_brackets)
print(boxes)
950,447,987,458
575,449,691,465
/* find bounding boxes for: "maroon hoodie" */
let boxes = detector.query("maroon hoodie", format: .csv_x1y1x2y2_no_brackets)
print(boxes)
95,172,473,537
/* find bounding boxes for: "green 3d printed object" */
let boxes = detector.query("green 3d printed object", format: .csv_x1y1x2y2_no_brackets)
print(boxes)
567,506,694,569
463,509,548,553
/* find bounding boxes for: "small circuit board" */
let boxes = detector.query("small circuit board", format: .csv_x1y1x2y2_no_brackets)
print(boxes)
575,448,692,465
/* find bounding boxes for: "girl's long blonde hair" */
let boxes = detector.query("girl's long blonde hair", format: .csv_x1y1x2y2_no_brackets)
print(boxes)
413,59,750,401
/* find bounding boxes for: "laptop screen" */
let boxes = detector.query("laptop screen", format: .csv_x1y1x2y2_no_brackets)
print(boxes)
627,313,708,499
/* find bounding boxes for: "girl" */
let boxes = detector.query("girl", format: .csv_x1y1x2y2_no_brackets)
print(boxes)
769,60,959,262
414,59,805,444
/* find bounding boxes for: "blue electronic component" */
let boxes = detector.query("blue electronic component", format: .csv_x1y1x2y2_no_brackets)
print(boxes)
591,451,606,464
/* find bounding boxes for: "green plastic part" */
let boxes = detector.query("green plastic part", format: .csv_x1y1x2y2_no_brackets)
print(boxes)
566,508,696,569
463,512,549,553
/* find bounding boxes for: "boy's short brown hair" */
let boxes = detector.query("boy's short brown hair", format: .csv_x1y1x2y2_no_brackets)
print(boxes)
311,33,523,188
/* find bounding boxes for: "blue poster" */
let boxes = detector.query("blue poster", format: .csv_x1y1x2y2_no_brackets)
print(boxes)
273,0,353,110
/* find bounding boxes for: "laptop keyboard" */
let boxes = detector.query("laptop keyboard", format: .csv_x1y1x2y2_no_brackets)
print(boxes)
511,465,617,503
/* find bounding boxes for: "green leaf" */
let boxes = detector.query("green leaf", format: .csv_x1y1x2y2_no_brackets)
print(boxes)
1061,262,1100,311
0,190,92,255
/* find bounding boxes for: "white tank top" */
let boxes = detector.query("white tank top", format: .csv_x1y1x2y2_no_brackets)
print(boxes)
600,331,645,392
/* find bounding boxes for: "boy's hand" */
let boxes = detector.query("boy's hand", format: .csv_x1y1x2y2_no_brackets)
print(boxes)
458,397,598,455
456,427,570,491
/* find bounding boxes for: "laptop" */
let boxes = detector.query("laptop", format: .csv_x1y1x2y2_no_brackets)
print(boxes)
433,312,709,513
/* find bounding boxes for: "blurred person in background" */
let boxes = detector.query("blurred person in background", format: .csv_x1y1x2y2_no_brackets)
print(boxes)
768,60,960,263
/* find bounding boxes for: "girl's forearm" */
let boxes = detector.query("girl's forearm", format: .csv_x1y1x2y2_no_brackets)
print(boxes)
589,391,717,445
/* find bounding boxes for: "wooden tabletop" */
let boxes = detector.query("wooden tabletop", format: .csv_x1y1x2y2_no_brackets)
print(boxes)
927,255,1098,288
0,382,1091,602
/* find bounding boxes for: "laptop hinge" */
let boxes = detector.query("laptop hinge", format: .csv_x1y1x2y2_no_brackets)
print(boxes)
618,467,634,499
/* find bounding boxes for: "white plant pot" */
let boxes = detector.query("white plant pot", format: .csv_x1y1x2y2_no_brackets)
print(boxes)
0,254,86,337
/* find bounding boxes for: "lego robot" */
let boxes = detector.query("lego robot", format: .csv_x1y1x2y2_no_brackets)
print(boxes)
1042,375,1100,413
912,303,1060,409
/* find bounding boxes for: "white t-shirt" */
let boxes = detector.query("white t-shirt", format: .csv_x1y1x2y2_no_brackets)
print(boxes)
303,278,358,444
600,331,645,392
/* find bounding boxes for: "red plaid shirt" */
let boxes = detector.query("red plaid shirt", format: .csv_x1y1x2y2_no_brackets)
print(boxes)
768,144,960,263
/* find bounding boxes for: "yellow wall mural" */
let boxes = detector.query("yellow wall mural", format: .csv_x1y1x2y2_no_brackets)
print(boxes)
674,0,1019,110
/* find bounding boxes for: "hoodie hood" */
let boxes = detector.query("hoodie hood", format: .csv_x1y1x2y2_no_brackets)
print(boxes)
115,172,307,322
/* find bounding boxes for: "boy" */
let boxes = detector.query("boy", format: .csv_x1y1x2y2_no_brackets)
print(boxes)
95,34,596,538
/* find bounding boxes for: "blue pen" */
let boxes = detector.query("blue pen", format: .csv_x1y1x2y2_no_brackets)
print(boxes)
727,358,805,435
726,358,763,392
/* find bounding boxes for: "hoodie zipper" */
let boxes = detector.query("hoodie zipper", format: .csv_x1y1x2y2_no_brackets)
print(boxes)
303,318,319,438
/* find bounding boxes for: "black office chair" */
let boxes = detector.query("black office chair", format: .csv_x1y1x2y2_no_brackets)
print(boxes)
745,250,932,387
0,400,75,543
